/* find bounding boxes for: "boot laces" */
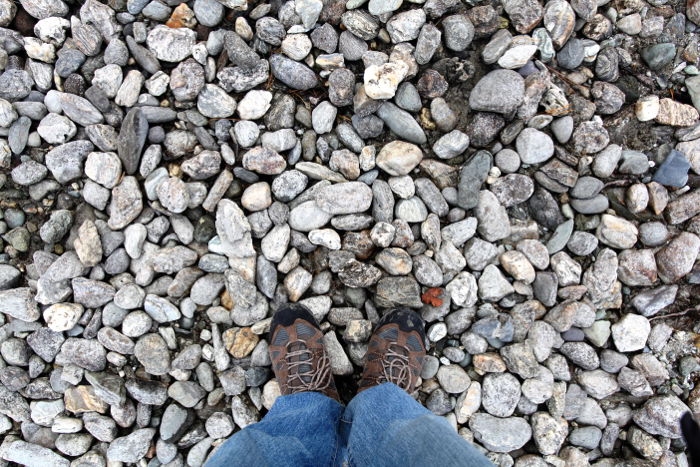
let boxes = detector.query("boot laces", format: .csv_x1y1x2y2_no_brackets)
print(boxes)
285,340,332,393
380,344,411,390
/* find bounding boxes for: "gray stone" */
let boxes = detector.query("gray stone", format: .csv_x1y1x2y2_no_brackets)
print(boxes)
469,414,532,453
457,151,491,210
469,70,525,114
270,54,318,90
107,428,156,463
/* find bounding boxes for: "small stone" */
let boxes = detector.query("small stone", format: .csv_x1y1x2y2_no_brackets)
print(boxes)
147,25,195,62
633,395,691,439
442,14,474,51
653,150,690,187
364,62,408,100
2,441,69,467
316,182,373,215
573,120,610,154
532,413,568,455
108,176,143,230
469,70,525,115
656,232,700,283
376,141,423,176
476,190,511,242
611,314,650,352
498,45,537,69
636,95,660,122
666,189,700,224
237,90,272,120
503,0,543,33
134,334,170,375
469,414,532,453
85,151,122,189
656,98,699,127
270,54,318,91
516,128,554,165
43,303,83,332
482,373,520,417
436,364,470,394
242,147,287,175
0,288,40,322
626,183,649,213
597,214,638,249
641,43,676,71
107,428,156,463
544,0,575,48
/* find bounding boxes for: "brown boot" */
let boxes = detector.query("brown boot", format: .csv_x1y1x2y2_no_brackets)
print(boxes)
268,304,340,402
358,308,426,394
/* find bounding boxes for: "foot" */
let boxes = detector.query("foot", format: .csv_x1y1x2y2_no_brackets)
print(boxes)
268,304,340,402
358,308,426,394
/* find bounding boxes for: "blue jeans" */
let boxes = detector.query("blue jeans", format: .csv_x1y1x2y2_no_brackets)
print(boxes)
206,383,494,467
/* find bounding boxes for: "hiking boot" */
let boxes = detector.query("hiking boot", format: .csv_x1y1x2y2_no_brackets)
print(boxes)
358,308,426,394
268,304,340,402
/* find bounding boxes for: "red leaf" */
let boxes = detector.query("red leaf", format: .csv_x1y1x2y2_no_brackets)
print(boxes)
421,288,444,307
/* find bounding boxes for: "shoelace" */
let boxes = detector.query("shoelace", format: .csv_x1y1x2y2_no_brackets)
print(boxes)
285,341,333,393
379,344,412,390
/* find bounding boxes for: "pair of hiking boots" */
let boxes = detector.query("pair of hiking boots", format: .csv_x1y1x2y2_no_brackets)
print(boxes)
268,305,426,401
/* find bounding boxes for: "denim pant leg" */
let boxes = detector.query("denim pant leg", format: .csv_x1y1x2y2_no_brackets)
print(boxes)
341,383,494,467
206,392,344,467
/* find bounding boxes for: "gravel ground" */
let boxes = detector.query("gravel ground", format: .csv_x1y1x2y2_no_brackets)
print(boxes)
0,0,698,465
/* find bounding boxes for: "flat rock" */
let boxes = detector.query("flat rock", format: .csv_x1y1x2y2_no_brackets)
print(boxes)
469,70,525,114
469,414,532,452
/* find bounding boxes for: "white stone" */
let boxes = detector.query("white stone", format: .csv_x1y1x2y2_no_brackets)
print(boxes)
93,64,124,98
364,62,409,100
240,182,272,212
446,271,478,306
43,303,84,332
281,34,312,61
24,37,56,63
115,70,144,107
237,90,272,120
34,17,71,45
37,113,76,144
0,99,17,128
84,152,123,189
146,25,196,62
376,141,423,175
308,229,341,250
611,313,650,352
145,71,170,97
636,95,660,122
497,44,537,69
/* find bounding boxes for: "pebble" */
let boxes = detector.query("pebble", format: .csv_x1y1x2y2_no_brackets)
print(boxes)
611,313,651,352
656,98,700,127
469,414,532,453
469,70,525,115
641,43,676,71
442,15,474,52
636,95,660,122
270,54,319,91
498,45,537,69
597,214,638,249
516,128,554,165
376,141,423,176
376,103,427,144
147,25,195,62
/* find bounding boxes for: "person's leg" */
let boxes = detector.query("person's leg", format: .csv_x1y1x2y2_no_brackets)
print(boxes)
341,308,493,467
342,382,493,467
207,304,344,467
206,391,343,467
